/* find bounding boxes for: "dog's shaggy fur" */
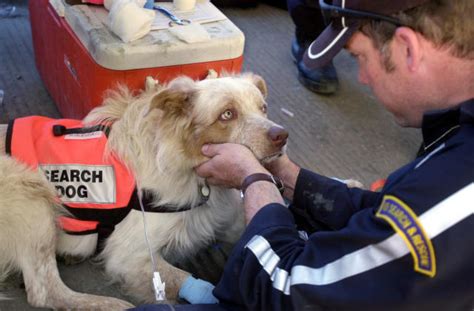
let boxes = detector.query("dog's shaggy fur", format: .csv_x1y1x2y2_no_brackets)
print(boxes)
0,73,288,309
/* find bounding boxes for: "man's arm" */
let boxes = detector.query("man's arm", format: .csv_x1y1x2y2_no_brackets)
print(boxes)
196,144,380,229
267,154,381,230
242,180,284,224
291,168,381,230
264,154,300,201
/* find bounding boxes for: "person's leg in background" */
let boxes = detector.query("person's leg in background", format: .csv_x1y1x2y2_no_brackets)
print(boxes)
287,0,339,94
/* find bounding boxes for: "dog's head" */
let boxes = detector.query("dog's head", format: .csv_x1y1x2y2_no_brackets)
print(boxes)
150,73,288,166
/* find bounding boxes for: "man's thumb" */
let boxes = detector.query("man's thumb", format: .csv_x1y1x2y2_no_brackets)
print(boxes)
201,144,215,156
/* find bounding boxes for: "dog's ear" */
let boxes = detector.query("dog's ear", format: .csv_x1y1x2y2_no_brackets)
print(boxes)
243,73,268,98
150,76,196,116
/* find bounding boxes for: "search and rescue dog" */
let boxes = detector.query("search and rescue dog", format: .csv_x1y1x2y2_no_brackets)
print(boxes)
0,73,288,309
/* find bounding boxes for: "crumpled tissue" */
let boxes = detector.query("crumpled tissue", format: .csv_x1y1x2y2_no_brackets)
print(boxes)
107,0,155,42
168,23,211,43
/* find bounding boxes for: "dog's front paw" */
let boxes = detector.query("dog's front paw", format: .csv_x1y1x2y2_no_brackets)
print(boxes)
178,276,218,304
331,177,364,189
343,179,364,188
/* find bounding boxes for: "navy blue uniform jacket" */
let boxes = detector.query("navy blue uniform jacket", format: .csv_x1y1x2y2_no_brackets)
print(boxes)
134,99,474,311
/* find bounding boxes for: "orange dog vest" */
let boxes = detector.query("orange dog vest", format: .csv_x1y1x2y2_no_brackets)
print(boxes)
6,116,136,246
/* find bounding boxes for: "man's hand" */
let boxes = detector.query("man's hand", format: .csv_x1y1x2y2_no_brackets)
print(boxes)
264,153,292,178
195,143,268,189
264,154,301,200
195,143,286,223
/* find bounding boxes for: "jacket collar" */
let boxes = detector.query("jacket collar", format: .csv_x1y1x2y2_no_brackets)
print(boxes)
459,98,474,124
420,98,474,155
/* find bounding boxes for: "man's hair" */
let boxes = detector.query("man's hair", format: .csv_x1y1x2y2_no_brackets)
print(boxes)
360,0,474,72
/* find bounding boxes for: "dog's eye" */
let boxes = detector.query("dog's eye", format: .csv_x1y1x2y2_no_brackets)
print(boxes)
262,104,268,114
219,109,235,121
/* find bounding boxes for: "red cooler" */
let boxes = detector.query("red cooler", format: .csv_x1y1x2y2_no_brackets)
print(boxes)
29,0,245,118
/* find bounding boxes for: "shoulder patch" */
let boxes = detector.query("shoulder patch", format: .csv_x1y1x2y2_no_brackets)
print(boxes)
376,195,436,277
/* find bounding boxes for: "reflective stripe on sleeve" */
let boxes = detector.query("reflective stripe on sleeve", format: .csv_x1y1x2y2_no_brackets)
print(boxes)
245,183,474,295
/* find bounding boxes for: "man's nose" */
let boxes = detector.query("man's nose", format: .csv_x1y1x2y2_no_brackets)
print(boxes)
268,126,289,148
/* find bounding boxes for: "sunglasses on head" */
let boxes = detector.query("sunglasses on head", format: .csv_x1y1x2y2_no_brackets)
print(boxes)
319,0,405,26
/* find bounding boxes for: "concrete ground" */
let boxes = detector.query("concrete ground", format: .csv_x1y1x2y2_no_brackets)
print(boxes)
0,0,421,310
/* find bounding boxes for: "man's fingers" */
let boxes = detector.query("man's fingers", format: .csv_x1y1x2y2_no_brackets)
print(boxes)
195,160,212,178
201,143,245,157
201,144,221,157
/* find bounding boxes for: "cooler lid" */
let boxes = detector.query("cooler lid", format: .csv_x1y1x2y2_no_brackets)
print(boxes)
61,1,245,70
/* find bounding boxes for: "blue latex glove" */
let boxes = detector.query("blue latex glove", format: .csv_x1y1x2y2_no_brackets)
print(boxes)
178,276,219,304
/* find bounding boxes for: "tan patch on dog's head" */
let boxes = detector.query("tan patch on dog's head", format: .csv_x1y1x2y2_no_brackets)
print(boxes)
150,74,287,166
150,76,197,119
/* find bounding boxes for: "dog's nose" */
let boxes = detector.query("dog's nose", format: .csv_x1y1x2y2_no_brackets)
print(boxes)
268,126,288,148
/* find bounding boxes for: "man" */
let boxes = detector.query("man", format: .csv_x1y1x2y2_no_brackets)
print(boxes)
134,0,473,310
194,0,474,310
287,0,339,94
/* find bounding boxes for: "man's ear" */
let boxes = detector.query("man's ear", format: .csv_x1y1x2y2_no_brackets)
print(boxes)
150,76,196,116
243,73,268,98
393,27,423,72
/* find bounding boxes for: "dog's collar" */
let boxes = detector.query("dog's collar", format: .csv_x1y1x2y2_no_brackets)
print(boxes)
134,184,210,213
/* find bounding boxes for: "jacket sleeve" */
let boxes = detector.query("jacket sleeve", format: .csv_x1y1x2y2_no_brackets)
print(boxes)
290,168,381,231
213,199,473,311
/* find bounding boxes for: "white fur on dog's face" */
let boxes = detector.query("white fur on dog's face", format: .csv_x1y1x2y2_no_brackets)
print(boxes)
151,74,287,166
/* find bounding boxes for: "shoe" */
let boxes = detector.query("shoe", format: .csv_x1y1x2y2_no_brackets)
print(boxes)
291,38,310,63
297,59,339,95
291,38,339,94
